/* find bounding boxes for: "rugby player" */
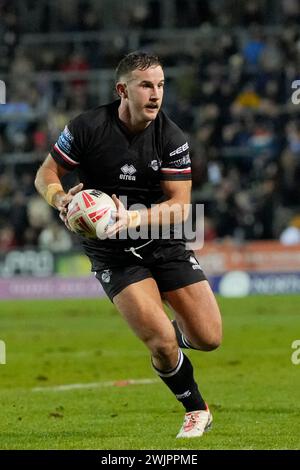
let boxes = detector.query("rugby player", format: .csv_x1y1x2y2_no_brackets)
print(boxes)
35,52,222,438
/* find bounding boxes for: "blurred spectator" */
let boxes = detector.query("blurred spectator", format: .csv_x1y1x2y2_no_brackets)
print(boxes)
0,226,18,251
232,83,261,111
242,1,264,26
280,215,300,244
203,216,217,242
175,0,214,27
10,191,29,246
1,1,300,249
60,51,90,89
27,195,52,230
32,124,48,152
38,221,73,252
281,0,300,24
243,27,266,67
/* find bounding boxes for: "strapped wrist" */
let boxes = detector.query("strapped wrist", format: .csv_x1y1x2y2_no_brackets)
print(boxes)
45,183,64,207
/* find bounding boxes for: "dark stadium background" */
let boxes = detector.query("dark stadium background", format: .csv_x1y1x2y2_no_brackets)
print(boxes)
1,0,300,297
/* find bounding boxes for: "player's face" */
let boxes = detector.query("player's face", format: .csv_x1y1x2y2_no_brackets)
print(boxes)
125,66,164,124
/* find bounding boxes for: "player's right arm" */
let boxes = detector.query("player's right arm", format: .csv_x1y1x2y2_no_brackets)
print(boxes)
34,154,83,227
35,117,85,227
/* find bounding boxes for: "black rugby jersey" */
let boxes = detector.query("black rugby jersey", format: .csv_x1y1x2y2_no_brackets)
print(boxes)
50,100,192,258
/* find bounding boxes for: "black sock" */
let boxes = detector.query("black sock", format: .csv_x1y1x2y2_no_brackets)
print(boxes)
152,349,206,412
172,320,199,350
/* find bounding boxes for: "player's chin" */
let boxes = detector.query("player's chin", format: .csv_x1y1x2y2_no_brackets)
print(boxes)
143,107,159,120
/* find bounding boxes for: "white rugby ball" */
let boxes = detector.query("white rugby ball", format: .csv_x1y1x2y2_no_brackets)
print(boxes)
67,189,116,239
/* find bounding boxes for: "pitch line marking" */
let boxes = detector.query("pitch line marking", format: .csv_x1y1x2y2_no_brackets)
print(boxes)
32,378,159,392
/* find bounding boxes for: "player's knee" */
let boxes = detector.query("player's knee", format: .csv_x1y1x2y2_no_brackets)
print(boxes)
201,329,222,351
191,324,222,351
202,337,221,351
149,337,178,362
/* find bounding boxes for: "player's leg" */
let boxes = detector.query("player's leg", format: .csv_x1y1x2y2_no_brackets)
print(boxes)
150,249,220,437
152,247,222,351
113,278,208,426
161,281,220,437
113,277,178,371
164,280,222,351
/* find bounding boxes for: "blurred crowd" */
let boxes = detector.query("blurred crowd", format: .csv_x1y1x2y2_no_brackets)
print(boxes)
1,0,300,252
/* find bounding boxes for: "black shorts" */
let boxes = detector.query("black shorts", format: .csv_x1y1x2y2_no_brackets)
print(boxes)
93,240,207,302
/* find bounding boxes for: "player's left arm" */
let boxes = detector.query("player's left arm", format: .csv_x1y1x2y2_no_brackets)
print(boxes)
140,179,192,225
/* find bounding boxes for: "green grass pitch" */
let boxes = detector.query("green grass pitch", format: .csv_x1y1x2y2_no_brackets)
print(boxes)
0,295,299,450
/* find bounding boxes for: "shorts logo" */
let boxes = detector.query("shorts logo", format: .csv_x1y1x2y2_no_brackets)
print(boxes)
120,164,136,181
149,160,160,171
169,142,189,157
189,256,201,270
101,269,112,283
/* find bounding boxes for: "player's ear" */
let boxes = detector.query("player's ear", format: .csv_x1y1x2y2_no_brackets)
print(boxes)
116,82,128,99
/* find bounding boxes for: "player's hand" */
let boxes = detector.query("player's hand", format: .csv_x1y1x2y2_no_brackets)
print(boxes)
104,194,130,238
54,183,84,230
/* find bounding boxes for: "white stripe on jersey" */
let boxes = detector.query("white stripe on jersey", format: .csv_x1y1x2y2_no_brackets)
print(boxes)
160,167,191,173
54,143,79,166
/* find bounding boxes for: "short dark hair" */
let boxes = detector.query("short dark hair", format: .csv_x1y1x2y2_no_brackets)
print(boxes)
115,51,162,82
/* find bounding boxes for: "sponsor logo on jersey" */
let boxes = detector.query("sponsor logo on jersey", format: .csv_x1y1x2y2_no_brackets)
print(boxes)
189,256,202,270
101,269,112,283
57,126,74,154
169,142,189,157
172,154,191,168
119,164,136,181
148,160,160,171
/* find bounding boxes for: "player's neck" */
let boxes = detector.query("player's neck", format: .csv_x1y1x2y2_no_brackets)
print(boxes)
118,103,151,134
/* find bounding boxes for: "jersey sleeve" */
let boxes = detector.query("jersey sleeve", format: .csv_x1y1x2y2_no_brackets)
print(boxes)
50,116,85,170
160,130,192,181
